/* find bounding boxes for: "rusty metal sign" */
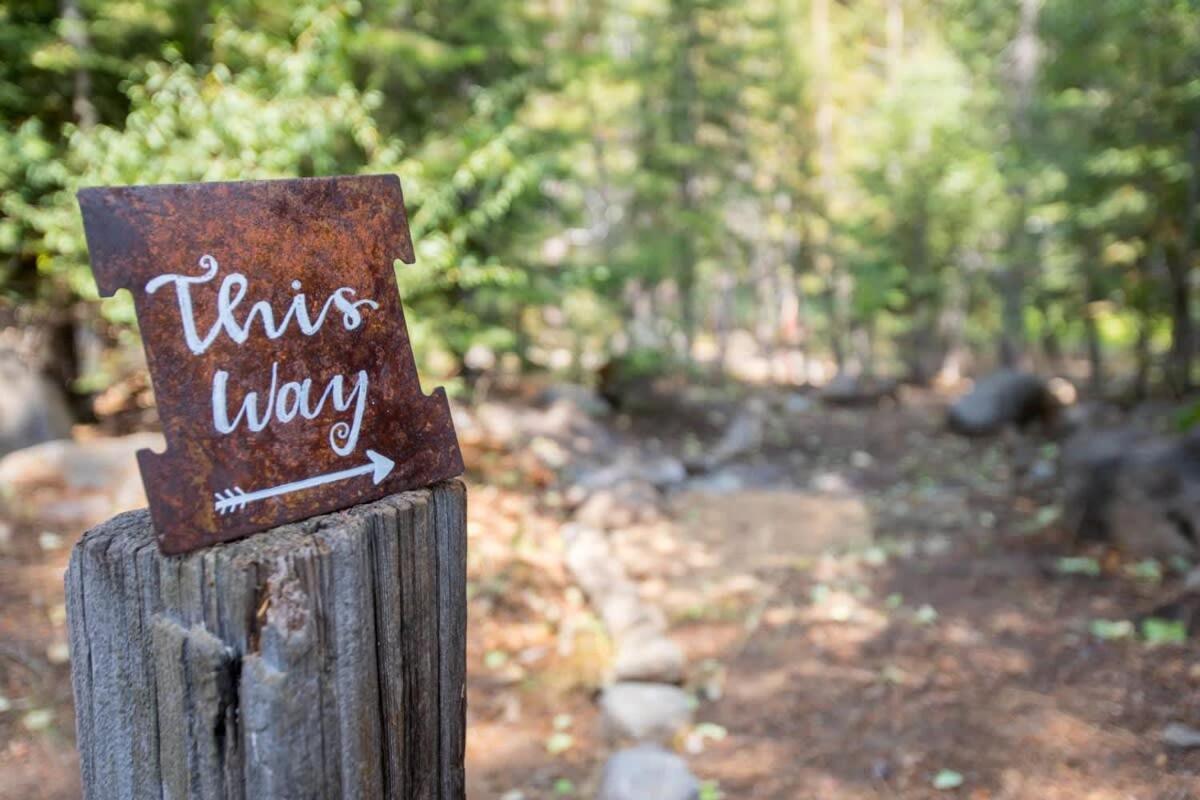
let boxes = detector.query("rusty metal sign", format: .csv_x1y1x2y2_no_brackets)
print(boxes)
79,175,464,554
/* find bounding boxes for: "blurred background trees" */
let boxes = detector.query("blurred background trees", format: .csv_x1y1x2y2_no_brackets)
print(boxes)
2,0,1198,409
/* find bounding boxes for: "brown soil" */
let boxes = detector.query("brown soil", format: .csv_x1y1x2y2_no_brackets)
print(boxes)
1,387,1198,799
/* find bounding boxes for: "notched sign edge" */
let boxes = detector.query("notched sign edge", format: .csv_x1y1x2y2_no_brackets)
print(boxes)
77,174,462,555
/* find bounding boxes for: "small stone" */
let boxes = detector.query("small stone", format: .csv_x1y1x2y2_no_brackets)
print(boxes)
600,592,666,640
530,436,571,469
597,745,700,800
601,682,694,742
638,456,687,488
562,524,634,602
784,394,814,414
537,383,610,416
811,471,853,494
21,709,54,732
1162,723,1200,749
1029,458,1056,482
37,531,63,551
685,471,742,494
612,629,685,684
572,481,660,530
474,402,523,446
46,641,70,665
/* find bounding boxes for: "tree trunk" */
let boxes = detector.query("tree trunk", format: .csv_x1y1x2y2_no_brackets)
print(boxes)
886,0,903,86
670,2,700,362
66,481,467,800
1169,122,1200,392
1134,314,1152,402
788,234,813,384
935,255,970,385
60,0,97,129
712,254,737,377
999,0,1041,368
1082,241,1105,396
1133,253,1156,401
811,0,849,371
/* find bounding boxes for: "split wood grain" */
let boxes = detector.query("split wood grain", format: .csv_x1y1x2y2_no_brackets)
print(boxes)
66,480,467,800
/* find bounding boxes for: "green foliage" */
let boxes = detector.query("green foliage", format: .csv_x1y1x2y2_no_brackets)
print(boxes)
1055,556,1101,577
1089,618,1134,640
1176,400,1200,432
932,769,965,790
2,0,1199,388
1140,617,1188,646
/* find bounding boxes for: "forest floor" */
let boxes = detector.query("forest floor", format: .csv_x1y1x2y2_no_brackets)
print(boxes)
1,383,1198,799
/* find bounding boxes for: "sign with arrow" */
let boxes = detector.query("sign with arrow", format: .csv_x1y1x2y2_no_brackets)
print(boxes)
78,175,464,554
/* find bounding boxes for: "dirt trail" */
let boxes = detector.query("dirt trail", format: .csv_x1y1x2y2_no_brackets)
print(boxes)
658,396,1200,799
1,390,1198,799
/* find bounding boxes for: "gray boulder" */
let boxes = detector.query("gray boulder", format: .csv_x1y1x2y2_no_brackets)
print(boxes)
0,357,73,457
597,745,700,800
947,370,1058,436
1063,428,1200,558
0,433,162,497
819,372,899,407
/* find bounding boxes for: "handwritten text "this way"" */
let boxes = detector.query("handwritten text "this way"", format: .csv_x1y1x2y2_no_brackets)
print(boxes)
146,254,379,456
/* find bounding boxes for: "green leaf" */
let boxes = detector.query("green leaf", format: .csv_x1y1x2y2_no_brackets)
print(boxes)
545,732,574,755
914,604,939,625
1055,557,1101,577
1089,619,1134,641
1124,559,1162,583
1140,618,1187,646
932,769,964,790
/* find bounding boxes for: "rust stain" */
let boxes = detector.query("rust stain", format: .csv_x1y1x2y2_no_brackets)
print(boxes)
78,175,464,554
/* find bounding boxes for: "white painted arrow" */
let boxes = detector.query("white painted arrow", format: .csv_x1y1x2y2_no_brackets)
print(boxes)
214,449,395,515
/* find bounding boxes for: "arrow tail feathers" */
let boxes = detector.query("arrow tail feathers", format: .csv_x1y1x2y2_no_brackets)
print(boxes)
214,487,249,515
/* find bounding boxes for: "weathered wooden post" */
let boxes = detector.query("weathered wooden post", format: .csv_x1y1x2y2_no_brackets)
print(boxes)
67,481,466,799
67,176,467,799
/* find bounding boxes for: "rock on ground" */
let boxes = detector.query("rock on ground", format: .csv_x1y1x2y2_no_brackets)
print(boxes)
597,745,700,800
562,524,667,638
536,383,611,416
0,357,73,457
612,627,685,684
601,682,694,742
1063,428,1200,558
694,398,766,471
0,433,161,494
819,373,899,407
1162,723,1200,749
0,433,162,523
946,370,1058,436
572,481,661,530
570,453,686,492
563,524,636,600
